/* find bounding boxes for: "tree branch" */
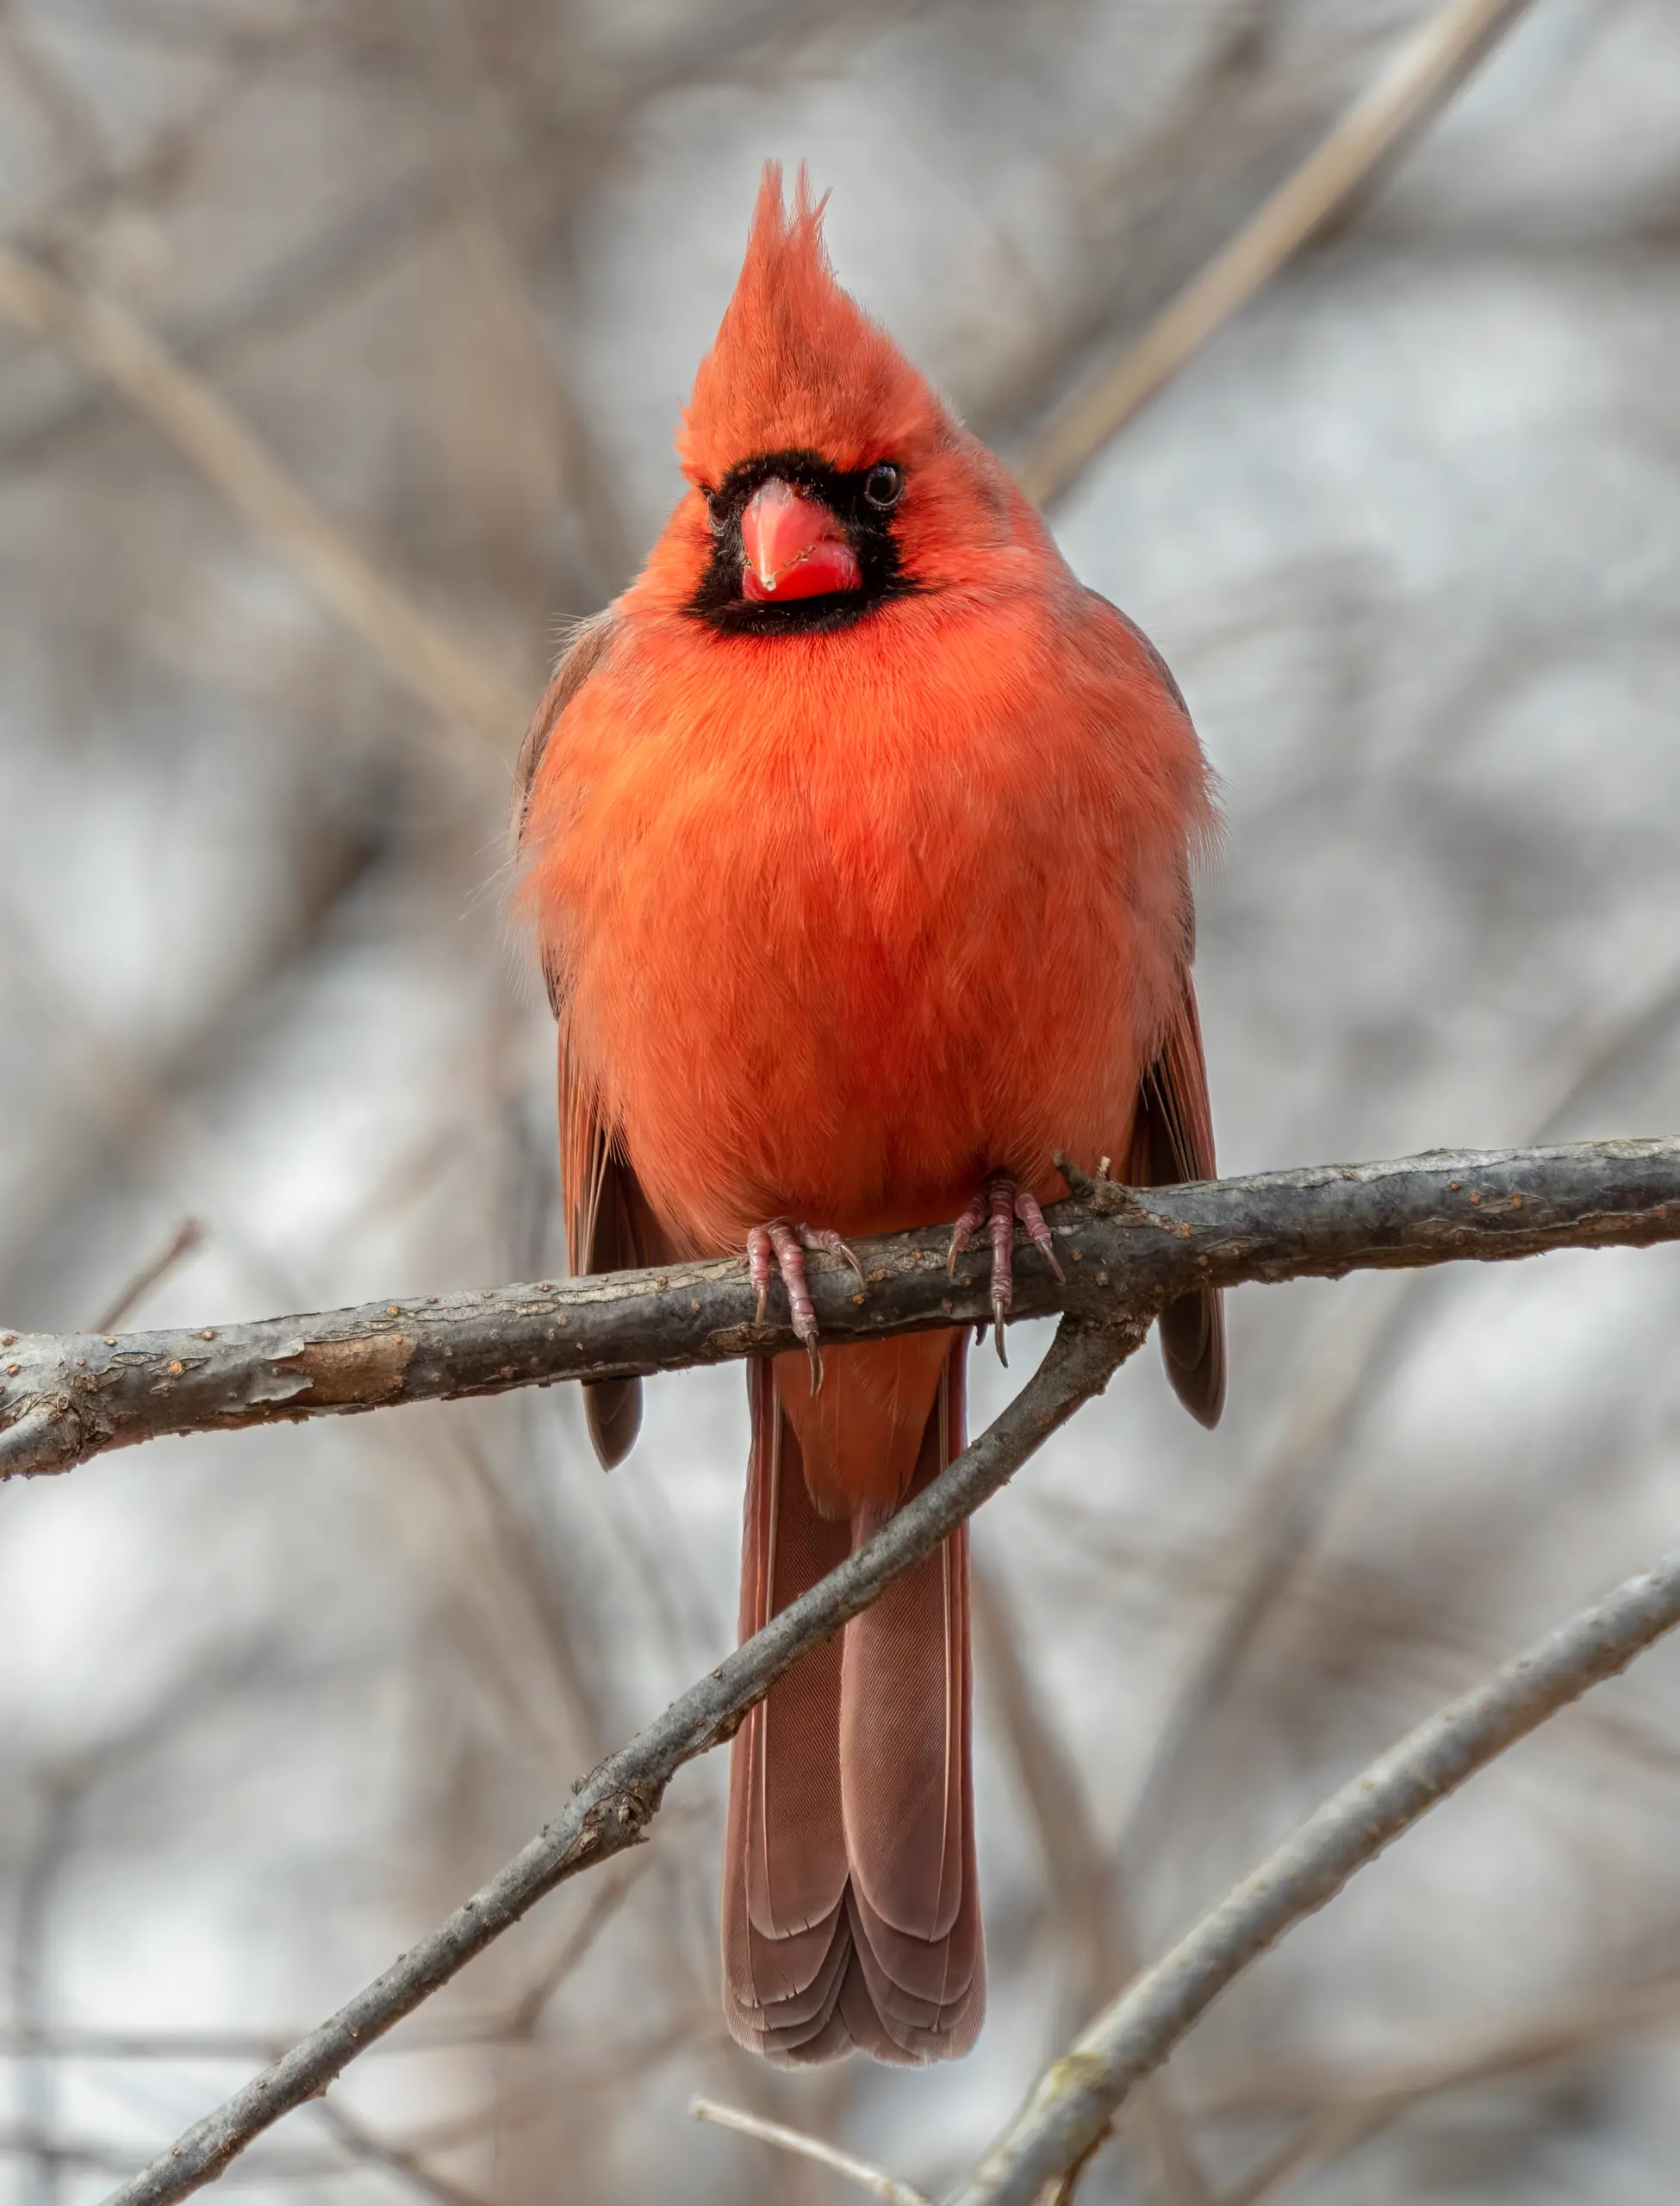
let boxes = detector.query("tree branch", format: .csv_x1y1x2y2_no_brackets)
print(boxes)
93,1318,1138,2206
0,242,527,748
690,2097,930,2206
944,1546,1680,2206
1014,0,1536,507
5,1137,1680,1483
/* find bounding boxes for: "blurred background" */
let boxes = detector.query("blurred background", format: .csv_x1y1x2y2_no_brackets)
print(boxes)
3,2,1680,2201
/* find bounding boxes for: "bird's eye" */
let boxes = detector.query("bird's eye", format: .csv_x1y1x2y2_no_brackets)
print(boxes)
706,490,730,533
862,463,904,511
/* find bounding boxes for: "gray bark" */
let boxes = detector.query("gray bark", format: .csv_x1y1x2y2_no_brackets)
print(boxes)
5,1137,1679,1481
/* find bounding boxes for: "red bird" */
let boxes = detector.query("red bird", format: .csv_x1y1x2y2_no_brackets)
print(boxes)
516,169,1223,2066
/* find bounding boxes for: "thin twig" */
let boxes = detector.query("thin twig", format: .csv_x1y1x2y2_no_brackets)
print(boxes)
1204,1963,1680,2203
88,1219,204,1337
93,1318,1137,2206
310,2102,495,2206
0,1853,652,2066
496,1857,653,2038
690,2098,930,2206
1212,2103,1375,2206
0,244,525,746
6,1137,1680,1481
1014,0,1535,507
944,1548,1680,2206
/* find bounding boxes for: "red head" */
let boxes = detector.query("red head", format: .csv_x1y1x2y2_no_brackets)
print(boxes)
632,165,1042,634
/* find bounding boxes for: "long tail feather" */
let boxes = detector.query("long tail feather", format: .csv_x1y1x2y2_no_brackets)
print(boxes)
722,1339,983,2066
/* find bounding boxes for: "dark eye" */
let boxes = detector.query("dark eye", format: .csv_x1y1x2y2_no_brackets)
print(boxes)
705,489,730,533
862,463,903,511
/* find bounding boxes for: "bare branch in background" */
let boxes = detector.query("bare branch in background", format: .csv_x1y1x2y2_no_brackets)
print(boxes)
0,1854,657,2066
0,2,109,182
689,2097,930,2206
948,1546,1680,2206
86,1218,204,1336
1014,0,1536,507
1198,1963,1680,2202
0,244,526,745
308,2102,495,2206
6,1137,1680,1480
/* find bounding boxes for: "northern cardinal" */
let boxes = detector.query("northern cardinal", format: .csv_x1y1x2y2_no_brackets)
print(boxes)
516,169,1222,2066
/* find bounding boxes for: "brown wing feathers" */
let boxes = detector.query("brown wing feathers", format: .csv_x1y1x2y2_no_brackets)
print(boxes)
1128,976,1226,1427
557,1040,674,1467
518,620,678,1468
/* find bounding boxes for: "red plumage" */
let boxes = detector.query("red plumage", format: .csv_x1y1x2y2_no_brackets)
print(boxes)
516,166,1223,2064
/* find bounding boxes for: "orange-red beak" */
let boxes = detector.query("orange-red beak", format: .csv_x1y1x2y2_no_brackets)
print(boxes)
739,477,862,601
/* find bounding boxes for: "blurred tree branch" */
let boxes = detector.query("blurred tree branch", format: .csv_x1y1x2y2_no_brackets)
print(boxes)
86,1218,205,1337
1014,0,1536,507
690,2097,930,2206
1203,1962,1680,2202
5,1137,1680,1482
0,242,527,746
948,1545,1680,2206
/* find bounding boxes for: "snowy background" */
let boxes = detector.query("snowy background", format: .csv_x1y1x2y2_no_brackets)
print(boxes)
3,2,1680,2201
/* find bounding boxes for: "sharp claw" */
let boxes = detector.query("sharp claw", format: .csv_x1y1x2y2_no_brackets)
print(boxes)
954,1169,1069,1358
801,1225,866,1287
1014,1190,1065,1283
947,1193,986,1279
748,1219,833,1376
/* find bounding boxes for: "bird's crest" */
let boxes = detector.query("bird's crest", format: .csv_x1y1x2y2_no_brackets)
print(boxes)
677,165,947,486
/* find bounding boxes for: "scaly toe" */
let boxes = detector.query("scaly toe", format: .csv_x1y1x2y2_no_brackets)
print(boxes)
799,1223,865,1287
950,1169,1067,1362
746,1223,774,1327
991,1293,1010,1367
947,1192,986,1278
1015,1188,1066,1284
744,1218,837,1392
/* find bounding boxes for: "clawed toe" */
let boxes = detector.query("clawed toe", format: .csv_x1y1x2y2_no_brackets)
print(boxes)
946,1172,1066,1367
745,1218,863,1392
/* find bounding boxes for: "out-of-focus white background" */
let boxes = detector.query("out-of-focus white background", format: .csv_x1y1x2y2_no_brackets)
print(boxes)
3,3,1680,2200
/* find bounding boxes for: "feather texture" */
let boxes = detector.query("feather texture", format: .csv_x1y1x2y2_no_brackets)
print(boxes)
723,1342,981,2063
1127,980,1226,1424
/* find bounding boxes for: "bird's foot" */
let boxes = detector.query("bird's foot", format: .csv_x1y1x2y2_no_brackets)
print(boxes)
946,1173,1065,1367
745,1219,864,1393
